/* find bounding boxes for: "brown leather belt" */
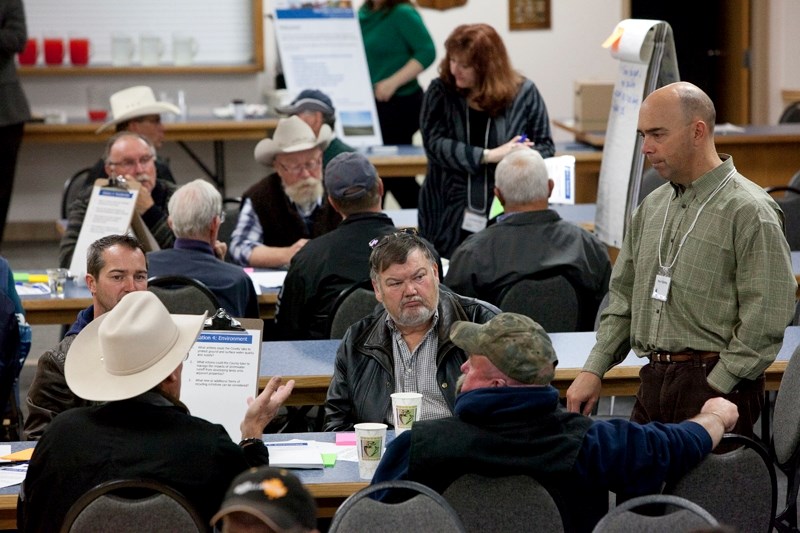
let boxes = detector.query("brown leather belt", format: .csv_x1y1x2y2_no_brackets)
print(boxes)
648,350,720,363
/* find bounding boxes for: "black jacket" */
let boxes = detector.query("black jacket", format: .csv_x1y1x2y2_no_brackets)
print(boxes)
21,391,267,532
276,212,398,340
324,289,499,431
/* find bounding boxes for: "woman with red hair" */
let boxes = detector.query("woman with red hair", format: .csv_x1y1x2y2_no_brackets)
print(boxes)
419,23,555,258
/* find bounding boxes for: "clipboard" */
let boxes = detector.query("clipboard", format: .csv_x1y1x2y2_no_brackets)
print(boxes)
68,177,154,280
180,309,265,442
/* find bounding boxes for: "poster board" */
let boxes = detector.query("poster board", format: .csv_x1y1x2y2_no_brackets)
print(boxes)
68,178,143,281
180,318,264,442
594,20,679,248
545,155,576,205
272,2,383,147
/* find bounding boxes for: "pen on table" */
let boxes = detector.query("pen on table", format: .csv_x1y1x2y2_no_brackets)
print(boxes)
517,134,528,143
266,442,309,447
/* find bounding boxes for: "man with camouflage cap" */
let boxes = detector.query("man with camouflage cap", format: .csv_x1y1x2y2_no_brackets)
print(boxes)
372,313,740,531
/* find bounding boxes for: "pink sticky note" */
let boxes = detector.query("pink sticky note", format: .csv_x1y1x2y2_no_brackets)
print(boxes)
336,432,357,446
243,267,254,273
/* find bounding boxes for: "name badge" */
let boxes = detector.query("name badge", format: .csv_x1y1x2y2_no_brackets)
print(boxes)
651,274,671,302
461,210,487,233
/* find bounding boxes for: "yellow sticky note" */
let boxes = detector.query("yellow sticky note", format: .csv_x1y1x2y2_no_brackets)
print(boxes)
28,274,49,283
1,448,35,461
602,26,624,50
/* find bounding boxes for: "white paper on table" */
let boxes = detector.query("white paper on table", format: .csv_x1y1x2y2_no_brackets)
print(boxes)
12,283,50,296
335,446,360,463
0,464,27,488
267,440,323,469
246,271,287,293
715,122,745,134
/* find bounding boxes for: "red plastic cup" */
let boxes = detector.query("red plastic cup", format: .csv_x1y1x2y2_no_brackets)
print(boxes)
69,38,90,66
88,109,108,122
17,38,38,66
87,85,110,122
43,37,64,65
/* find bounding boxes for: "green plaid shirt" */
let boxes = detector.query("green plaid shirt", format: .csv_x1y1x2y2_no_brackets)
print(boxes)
586,156,797,393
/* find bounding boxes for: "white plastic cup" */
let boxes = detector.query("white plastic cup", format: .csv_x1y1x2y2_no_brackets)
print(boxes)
354,422,387,479
110,35,135,66
176,90,188,120
46,268,68,299
391,392,423,435
139,34,164,66
172,34,198,66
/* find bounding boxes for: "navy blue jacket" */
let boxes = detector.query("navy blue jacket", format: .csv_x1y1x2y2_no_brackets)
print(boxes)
148,238,259,318
373,386,712,530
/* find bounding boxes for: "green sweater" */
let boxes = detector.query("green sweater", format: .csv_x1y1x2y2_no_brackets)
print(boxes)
359,3,435,97
323,136,355,169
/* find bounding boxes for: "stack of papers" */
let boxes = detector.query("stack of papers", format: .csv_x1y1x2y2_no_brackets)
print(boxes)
14,283,50,296
0,446,33,488
245,270,287,296
267,441,324,469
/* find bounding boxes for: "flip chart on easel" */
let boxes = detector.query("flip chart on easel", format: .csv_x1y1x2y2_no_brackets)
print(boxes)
181,319,264,442
272,1,383,147
68,179,142,280
594,19,679,248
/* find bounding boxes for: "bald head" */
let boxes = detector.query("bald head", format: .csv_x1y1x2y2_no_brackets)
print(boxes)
638,82,722,185
660,82,716,134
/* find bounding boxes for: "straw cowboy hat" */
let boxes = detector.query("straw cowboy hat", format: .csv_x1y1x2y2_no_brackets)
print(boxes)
96,85,181,134
64,291,206,402
253,115,332,170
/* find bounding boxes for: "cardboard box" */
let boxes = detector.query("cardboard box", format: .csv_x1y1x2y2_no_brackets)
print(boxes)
574,81,614,131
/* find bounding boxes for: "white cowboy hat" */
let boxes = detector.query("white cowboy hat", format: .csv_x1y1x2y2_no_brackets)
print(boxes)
64,291,207,402
95,86,181,134
254,115,332,170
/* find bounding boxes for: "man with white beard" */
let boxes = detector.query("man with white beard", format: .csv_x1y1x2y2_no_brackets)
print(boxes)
229,116,342,268
59,132,176,267
324,230,499,431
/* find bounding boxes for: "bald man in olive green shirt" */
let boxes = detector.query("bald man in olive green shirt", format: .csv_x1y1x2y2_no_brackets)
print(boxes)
567,82,796,436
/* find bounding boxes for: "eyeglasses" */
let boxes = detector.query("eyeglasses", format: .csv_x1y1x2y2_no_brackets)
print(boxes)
276,158,322,176
218,211,226,223
108,154,156,172
368,228,419,249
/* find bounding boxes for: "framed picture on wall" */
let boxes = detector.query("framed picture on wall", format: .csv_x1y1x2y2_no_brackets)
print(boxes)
509,0,550,31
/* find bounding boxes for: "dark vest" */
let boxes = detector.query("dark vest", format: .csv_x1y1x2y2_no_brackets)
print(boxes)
242,174,341,247
409,408,605,532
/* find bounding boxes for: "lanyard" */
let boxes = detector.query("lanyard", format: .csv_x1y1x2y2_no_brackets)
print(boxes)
465,109,490,213
657,167,736,271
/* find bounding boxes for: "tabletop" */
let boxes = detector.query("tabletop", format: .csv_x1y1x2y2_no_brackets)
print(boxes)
19,274,280,325
0,433,384,524
258,327,800,402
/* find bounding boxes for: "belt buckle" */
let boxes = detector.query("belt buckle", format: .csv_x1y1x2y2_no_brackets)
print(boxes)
652,351,671,363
